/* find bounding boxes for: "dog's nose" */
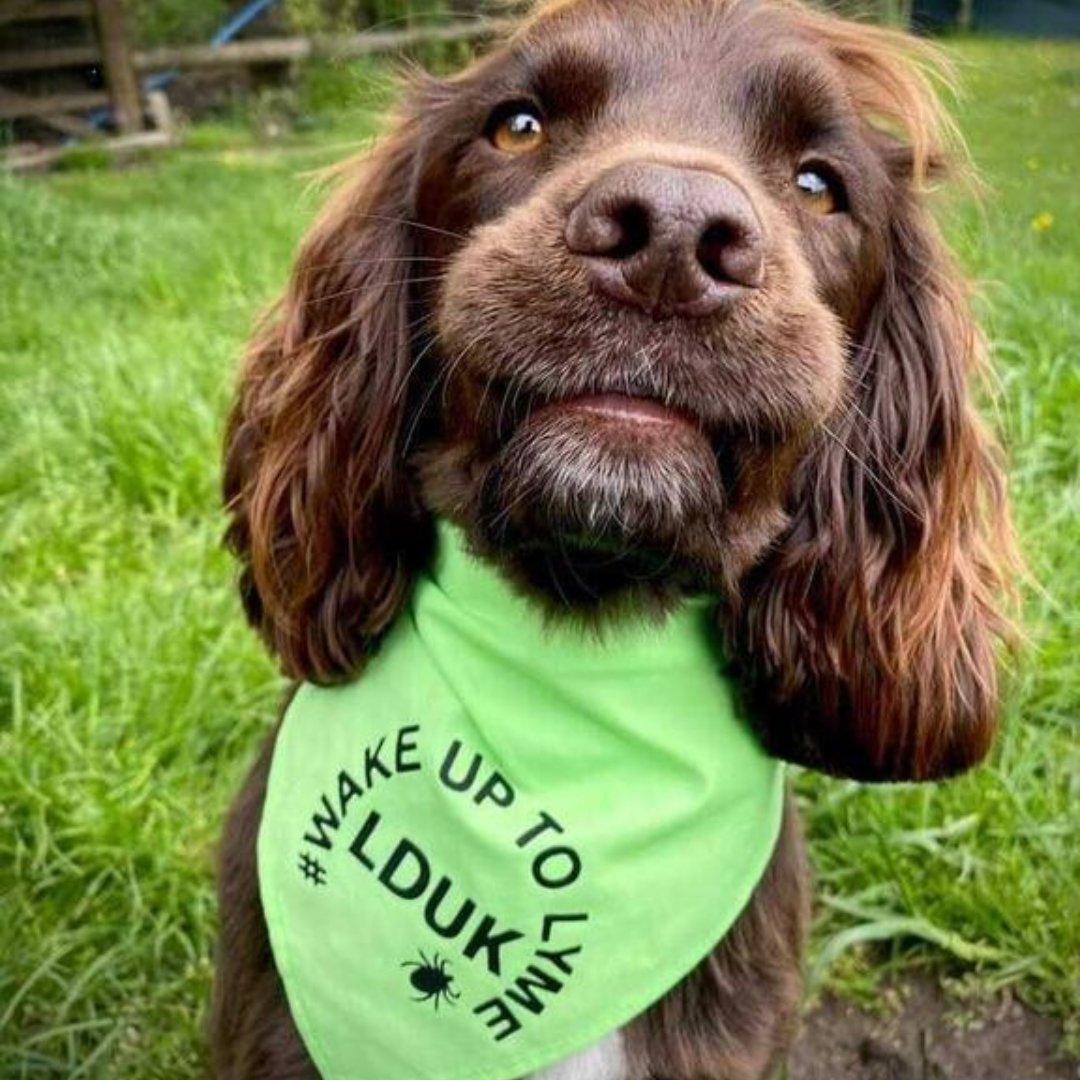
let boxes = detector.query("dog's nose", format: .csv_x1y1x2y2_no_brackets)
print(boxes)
565,163,765,318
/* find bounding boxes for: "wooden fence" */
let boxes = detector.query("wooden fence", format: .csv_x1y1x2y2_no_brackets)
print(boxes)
0,16,514,81
1,0,511,168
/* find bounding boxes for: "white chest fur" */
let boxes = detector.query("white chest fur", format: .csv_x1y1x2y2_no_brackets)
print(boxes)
530,1032,635,1080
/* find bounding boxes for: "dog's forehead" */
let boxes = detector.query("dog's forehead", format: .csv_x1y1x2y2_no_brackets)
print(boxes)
503,0,850,134
520,0,820,73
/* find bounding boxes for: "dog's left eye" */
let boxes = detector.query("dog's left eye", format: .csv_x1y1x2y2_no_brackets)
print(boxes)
487,104,546,155
794,165,847,215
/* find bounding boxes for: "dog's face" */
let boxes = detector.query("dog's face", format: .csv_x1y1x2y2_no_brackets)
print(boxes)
411,0,894,600
226,0,1012,783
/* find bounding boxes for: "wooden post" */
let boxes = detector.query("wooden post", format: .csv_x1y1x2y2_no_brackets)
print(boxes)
92,0,142,134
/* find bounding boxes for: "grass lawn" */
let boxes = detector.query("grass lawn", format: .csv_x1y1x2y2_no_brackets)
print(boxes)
2,38,1078,1079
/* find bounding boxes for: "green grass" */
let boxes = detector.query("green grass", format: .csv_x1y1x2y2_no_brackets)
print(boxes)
1,40,1078,1078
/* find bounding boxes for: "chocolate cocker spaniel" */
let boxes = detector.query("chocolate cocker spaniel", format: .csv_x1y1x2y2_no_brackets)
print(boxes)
210,1,1015,1078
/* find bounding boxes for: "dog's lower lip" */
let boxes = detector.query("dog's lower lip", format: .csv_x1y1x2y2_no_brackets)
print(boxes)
539,394,695,428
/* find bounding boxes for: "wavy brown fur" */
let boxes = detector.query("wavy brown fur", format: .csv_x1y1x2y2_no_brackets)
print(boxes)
729,4,1016,780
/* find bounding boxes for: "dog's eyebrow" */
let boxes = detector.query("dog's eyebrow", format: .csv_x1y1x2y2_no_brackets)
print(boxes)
736,54,852,149
512,43,612,119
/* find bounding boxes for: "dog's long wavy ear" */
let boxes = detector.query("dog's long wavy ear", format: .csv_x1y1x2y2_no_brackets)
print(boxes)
223,109,435,684
735,19,1016,781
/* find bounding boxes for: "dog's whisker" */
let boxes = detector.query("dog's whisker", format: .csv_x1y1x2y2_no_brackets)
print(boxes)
439,331,484,415
474,362,502,426
402,329,488,454
495,366,523,443
507,373,530,428
297,256,453,274
818,423,922,521
402,364,451,456
403,305,441,337
301,275,448,308
831,389,921,497
394,331,443,405
351,212,468,242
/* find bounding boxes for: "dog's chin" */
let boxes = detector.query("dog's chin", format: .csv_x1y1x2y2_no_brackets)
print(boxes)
469,395,730,604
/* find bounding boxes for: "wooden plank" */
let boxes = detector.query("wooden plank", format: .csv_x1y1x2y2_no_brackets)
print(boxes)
0,43,99,72
320,19,516,59
93,0,141,133
132,18,515,72
27,0,93,16
2,128,175,172
18,108,96,136
0,87,107,119
0,0,35,28
0,87,100,133
1,0,92,21
134,37,309,70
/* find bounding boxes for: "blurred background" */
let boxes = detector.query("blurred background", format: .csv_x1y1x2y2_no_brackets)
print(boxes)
1,2,1077,1078
2,0,1080,164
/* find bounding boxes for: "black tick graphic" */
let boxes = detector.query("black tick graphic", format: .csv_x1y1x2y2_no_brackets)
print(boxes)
402,950,461,1010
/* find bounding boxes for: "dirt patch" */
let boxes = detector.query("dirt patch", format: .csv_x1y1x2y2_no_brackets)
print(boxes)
791,977,1077,1080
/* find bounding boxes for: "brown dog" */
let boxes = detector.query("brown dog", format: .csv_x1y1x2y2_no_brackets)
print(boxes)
210,1,1014,1077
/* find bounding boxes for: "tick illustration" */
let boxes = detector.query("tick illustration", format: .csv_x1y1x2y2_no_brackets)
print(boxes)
402,950,461,1010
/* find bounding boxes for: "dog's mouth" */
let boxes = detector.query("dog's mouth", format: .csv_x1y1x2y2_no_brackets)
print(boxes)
530,393,699,433
477,377,709,448
427,363,802,602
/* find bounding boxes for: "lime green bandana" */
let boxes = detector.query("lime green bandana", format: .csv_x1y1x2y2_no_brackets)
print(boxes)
258,524,784,1080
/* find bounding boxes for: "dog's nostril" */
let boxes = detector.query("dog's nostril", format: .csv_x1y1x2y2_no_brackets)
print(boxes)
566,193,652,260
608,201,651,259
696,220,764,289
696,222,738,282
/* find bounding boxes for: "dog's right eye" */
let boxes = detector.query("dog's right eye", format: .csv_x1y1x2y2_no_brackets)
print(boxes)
486,103,546,155
794,163,848,215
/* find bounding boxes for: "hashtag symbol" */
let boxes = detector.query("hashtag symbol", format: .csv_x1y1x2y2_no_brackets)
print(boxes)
298,852,327,886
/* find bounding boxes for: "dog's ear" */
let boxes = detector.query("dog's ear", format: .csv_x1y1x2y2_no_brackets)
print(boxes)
734,24,1016,781
737,190,1014,781
223,107,435,683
